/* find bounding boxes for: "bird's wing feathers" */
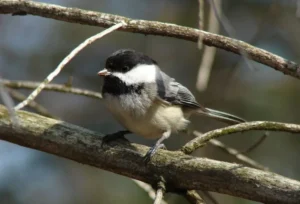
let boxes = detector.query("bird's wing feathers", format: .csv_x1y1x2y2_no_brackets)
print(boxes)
155,69,245,124
155,70,205,110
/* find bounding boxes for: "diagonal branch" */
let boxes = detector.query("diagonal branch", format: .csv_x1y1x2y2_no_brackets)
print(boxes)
185,190,206,204
14,21,125,110
8,88,58,119
208,139,268,171
0,106,299,203
0,0,299,79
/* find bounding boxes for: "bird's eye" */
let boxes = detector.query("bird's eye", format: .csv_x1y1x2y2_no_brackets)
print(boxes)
122,66,129,72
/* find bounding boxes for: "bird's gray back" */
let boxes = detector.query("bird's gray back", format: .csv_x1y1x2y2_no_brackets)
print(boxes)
155,69,204,110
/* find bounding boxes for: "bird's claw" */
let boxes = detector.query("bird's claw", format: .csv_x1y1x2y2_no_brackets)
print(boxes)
143,144,166,164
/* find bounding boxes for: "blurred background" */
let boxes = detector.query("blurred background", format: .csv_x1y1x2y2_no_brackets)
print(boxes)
0,0,300,203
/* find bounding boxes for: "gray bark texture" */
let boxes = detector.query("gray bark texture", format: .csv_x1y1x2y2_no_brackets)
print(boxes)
0,105,299,203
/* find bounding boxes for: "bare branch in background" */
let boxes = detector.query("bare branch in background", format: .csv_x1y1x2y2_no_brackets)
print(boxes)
205,0,255,72
185,190,206,204
0,0,299,79
0,79,18,125
196,0,221,91
133,180,168,204
191,131,268,171
297,0,300,18
0,105,299,203
154,180,166,204
14,22,125,110
240,131,268,154
182,122,300,154
8,89,58,119
208,138,268,171
197,0,205,50
200,191,219,204
2,80,102,99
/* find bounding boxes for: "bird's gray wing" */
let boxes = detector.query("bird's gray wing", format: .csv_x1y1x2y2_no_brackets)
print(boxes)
155,69,245,124
155,70,204,110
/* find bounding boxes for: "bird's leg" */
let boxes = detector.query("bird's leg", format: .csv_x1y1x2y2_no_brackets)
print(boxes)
143,130,171,164
101,130,131,147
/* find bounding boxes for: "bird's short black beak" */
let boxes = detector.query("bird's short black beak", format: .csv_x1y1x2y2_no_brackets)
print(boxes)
98,69,111,76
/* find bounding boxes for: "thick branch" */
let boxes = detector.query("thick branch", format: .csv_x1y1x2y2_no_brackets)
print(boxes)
182,121,300,154
0,106,299,203
0,0,300,79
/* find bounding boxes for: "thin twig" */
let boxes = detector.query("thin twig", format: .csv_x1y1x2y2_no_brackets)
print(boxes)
189,131,268,171
133,180,168,204
185,190,206,204
154,180,166,204
198,0,205,50
2,80,102,99
7,88,57,119
14,22,125,110
0,0,299,79
0,79,18,125
182,121,300,154
196,0,220,91
205,0,255,72
240,131,268,154
208,139,268,171
297,0,300,18
200,191,218,204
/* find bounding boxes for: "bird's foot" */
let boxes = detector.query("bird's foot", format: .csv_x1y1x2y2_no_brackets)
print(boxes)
143,143,166,164
101,130,131,147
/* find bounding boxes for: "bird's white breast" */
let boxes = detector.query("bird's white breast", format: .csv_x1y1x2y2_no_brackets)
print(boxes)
103,94,190,139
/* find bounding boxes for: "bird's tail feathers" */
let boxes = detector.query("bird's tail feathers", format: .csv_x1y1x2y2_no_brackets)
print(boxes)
197,108,246,125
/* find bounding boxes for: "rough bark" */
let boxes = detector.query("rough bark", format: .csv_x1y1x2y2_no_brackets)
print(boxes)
0,105,299,203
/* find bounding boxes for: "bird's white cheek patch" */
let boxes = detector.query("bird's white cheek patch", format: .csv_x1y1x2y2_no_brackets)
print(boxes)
112,64,157,85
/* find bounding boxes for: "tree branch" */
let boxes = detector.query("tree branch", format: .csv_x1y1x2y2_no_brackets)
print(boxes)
14,22,124,110
0,106,299,203
182,122,300,154
208,139,268,171
1,80,102,99
8,88,58,119
133,180,168,204
0,0,299,79
185,190,206,204
154,180,166,204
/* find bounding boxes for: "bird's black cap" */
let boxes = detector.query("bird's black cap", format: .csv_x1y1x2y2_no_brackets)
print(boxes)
105,49,157,73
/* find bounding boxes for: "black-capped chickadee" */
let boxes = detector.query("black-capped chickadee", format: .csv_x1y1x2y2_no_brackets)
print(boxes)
98,49,245,162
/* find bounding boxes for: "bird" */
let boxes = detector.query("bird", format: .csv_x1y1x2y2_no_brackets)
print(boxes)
98,49,245,162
